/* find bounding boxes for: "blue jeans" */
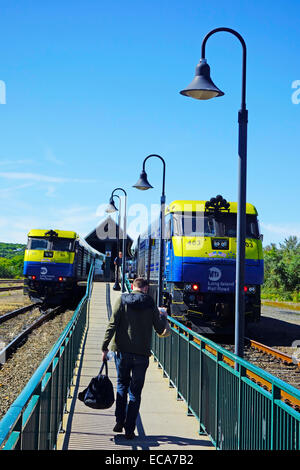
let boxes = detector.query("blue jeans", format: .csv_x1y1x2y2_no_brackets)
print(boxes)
114,351,149,434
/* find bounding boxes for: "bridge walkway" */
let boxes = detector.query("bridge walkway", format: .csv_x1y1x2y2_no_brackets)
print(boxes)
58,282,215,451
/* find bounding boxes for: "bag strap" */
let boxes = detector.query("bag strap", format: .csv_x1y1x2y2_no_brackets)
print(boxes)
99,360,108,376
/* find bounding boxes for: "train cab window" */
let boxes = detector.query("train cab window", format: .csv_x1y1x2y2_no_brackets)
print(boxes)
52,239,74,251
216,213,260,239
173,213,216,237
246,216,260,239
28,238,49,250
173,212,259,239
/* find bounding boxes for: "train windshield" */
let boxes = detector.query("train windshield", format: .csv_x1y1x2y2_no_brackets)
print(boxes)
28,238,49,250
27,237,74,251
216,213,260,238
174,214,216,237
51,239,74,251
173,213,260,239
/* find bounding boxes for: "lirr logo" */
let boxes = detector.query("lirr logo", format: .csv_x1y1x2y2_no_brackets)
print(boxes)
208,267,222,281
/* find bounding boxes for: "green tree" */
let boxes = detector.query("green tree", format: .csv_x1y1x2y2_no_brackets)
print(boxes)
263,236,300,296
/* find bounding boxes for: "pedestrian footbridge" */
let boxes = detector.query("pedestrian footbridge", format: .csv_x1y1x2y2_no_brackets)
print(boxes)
57,282,214,451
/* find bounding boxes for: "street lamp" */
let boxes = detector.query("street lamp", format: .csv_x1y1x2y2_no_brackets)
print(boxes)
106,194,121,290
133,154,166,307
105,188,127,293
180,27,248,359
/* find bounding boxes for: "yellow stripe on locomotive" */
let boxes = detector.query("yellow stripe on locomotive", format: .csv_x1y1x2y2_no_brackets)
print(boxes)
165,198,263,262
24,229,76,264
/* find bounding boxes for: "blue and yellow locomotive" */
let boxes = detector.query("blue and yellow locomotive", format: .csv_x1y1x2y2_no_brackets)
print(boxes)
23,229,105,307
133,195,264,330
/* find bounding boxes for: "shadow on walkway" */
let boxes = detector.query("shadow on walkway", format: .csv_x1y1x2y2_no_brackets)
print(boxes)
113,414,214,450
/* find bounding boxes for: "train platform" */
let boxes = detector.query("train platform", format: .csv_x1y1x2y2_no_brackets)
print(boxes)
57,282,215,451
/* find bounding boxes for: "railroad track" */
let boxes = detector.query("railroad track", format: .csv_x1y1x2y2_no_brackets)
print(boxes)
218,337,300,410
245,337,299,367
0,303,40,325
0,279,24,292
0,305,61,364
0,286,23,293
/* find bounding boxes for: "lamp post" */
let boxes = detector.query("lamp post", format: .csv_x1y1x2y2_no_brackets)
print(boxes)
133,154,166,307
180,27,248,359
106,194,121,290
105,188,127,293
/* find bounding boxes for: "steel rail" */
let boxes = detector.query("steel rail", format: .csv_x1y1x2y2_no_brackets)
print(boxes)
0,303,40,325
0,306,61,364
245,337,298,366
0,280,23,284
0,286,23,292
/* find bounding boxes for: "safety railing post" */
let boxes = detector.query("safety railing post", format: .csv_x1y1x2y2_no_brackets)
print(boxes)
168,324,174,388
271,383,280,450
199,340,205,435
215,351,221,448
187,332,192,415
237,363,247,450
176,326,181,400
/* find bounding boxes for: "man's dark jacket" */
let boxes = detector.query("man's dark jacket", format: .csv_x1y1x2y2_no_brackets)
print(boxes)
102,291,167,356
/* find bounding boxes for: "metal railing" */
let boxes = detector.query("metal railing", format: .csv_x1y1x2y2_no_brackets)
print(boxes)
0,264,95,450
152,316,300,450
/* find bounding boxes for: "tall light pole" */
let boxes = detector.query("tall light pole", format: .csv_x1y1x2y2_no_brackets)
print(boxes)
106,194,121,290
105,188,127,293
180,27,248,359
133,154,166,307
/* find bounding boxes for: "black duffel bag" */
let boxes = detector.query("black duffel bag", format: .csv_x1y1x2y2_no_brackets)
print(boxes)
78,360,115,409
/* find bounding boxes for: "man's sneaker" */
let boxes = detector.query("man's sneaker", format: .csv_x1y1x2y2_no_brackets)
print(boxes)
113,422,124,432
125,432,135,440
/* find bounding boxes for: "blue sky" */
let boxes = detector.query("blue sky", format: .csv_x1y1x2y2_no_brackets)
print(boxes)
0,0,299,246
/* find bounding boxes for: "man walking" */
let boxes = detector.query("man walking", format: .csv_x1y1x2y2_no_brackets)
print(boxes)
114,251,122,282
101,277,168,440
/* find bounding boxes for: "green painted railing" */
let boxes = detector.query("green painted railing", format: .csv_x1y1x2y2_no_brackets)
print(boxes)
152,317,300,450
124,273,132,293
0,264,95,450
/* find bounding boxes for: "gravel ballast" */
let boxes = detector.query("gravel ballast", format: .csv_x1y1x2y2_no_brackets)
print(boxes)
0,309,74,420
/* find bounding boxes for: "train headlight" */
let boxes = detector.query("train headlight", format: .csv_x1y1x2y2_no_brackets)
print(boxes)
184,283,200,292
244,285,256,294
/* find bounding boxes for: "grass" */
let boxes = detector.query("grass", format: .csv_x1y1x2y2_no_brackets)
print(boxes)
261,287,300,311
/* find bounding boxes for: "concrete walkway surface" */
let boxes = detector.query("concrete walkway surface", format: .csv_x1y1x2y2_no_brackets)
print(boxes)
57,282,215,451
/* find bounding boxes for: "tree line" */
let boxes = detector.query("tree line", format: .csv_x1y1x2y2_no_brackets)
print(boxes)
262,236,300,302
0,242,25,278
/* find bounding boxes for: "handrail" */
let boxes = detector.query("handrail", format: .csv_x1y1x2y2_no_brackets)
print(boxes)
152,315,300,450
169,316,300,403
120,267,132,293
0,263,95,450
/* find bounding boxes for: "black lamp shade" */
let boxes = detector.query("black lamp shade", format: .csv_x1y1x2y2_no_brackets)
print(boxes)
180,59,224,100
105,197,118,213
133,170,153,191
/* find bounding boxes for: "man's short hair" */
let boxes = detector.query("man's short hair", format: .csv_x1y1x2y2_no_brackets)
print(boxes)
133,277,149,289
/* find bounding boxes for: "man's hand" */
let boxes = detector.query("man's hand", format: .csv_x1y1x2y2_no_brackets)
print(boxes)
158,307,168,318
102,350,108,362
